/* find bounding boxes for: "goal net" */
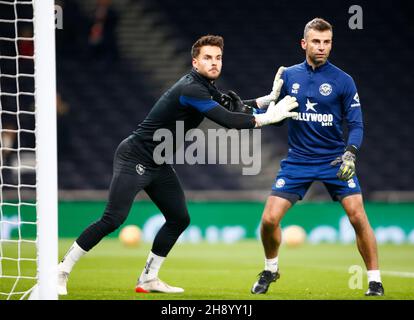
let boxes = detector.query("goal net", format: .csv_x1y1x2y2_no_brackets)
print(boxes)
0,0,58,300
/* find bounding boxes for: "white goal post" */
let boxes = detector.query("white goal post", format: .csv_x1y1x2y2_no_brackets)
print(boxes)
0,0,58,300
33,0,58,300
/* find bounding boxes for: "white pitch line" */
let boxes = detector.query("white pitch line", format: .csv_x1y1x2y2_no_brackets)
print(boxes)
382,271,414,278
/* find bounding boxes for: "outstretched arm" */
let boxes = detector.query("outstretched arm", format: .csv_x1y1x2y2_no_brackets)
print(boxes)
180,79,297,130
204,105,256,129
203,96,299,129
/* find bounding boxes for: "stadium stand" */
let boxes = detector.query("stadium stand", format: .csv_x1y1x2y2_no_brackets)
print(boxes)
52,0,413,198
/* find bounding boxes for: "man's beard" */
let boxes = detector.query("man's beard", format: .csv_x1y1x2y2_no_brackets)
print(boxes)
206,74,220,81
309,54,327,66
204,70,220,81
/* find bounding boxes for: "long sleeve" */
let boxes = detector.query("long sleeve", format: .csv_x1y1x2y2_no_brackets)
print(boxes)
342,76,363,149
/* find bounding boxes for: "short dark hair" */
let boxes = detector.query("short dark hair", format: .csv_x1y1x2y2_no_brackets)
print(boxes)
191,35,224,58
304,18,333,38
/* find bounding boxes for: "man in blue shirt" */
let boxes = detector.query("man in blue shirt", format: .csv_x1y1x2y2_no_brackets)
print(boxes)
251,18,384,296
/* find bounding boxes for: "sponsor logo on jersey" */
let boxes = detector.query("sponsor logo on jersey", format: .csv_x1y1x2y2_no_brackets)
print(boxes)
136,164,146,175
319,83,332,96
350,92,361,107
291,83,300,94
305,98,318,112
353,93,360,103
292,98,333,126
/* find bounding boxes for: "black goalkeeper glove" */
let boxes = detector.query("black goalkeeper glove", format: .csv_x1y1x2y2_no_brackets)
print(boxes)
212,90,253,114
330,146,357,181
213,91,233,110
226,90,254,114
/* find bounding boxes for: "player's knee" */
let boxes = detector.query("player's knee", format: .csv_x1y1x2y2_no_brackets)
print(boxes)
180,214,191,230
101,214,125,233
261,212,280,229
347,209,367,227
172,214,190,232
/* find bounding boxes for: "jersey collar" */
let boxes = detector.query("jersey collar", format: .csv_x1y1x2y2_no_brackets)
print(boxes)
303,59,331,72
190,68,218,89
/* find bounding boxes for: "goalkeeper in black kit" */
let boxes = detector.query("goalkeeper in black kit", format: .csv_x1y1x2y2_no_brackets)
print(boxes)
57,35,298,294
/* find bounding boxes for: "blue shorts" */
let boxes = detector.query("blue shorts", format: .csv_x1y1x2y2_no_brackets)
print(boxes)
271,156,361,203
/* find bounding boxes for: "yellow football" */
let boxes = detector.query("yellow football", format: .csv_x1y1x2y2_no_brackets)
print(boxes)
119,225,141,247
283,225,306,247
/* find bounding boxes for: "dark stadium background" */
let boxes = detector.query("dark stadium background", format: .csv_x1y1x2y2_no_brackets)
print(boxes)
48,0,414,202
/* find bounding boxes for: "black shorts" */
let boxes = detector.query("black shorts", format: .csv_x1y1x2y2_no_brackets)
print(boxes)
109,138,188,215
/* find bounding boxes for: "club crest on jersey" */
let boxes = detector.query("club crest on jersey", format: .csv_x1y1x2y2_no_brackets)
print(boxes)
347,178,356,189
275,178,285,188
136,164,146,175
291,83,300,94
319,83,332,96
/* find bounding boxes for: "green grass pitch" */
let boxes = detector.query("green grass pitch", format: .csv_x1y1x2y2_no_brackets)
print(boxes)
2,239,414,300
62,239,414,300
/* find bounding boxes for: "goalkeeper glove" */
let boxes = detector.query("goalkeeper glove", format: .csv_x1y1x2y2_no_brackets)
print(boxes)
330,147,357,181
215,90,254,114
254,95,298,127
213,91,232,109
256,66,285,108
227,90,254,114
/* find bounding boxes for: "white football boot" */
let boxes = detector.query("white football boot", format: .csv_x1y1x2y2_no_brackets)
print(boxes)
135,278,184,293
57,263,69,295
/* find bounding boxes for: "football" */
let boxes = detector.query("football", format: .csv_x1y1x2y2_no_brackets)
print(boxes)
282,225,306,247
119,225,142,247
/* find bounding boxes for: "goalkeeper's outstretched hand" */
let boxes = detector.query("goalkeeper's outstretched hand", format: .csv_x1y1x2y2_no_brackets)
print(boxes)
227,90,253,114
254,95,298,127
213,90,253,114
330,150,356,181
256,66,285,108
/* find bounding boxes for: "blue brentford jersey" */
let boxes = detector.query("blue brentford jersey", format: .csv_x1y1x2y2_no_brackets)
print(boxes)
280,60,363,160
